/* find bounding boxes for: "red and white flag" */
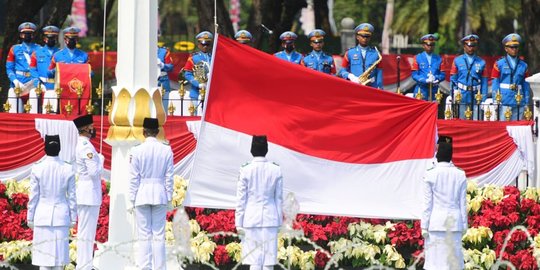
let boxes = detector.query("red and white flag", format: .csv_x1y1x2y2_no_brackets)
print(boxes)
185,36,438,219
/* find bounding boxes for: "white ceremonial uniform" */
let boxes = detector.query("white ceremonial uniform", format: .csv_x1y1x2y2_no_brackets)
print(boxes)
129,137,174,270
421,162,467,270
27,156,76,268
75,136,103,270
235,157,283,269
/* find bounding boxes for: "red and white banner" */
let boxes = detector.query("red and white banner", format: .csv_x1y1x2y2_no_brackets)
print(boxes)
55,63,92,116
185,36,439,219
438,120,534,186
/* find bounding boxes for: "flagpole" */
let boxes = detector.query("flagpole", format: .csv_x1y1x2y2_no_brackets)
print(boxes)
214,0,218,33
99,0,108,154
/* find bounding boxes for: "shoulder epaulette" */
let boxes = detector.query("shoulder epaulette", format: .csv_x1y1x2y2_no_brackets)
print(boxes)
82,141,88,145
427,166,435,171
241,162,250,167
64,161,72,165
161,141,170,145
272,162,280,166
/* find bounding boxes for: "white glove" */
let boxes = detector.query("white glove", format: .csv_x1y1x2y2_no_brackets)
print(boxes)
27,221,34,229
157,58,165,69
369,77,375,84
347,74,359,84
236,227,245,240
70,221,77,228
127,201,135,214
98,153,105,167
12,79,21,87
421,229,429,239
432,79,440,85
199,83,206,89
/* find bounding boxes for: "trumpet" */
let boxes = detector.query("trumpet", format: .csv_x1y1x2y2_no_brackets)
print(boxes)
358,47,382,85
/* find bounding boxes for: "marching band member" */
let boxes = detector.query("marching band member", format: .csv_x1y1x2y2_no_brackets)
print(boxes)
411,34,446,101
301,29,336,75
274,31,303,64
491,33,531,120
339,23,383,89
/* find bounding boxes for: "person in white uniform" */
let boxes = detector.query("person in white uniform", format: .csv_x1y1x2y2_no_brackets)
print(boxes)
73,114,103,270
129,117,174,270
235,135,283,270
421,139,467,270
28,135,76,270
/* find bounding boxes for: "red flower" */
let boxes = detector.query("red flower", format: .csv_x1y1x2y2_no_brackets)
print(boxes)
0,182,6,198
0,198,10,211
315,250,330,268
509,249,538,270
213,245,231,266
10,193,29,209
503,186,520,197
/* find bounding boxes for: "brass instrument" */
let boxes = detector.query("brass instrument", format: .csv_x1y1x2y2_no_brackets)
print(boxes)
358,47,382,86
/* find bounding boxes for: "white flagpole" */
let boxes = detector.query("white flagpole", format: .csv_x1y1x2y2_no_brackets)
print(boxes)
214,0,218,33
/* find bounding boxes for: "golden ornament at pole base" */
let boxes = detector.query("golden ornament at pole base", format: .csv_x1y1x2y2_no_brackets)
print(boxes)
504,107,512,121
465,106,473,120
485,107,492,121
106,88,167,142
44,101,53,114
524,106,533,121
415,91,423,100
24,100,32,113
3,101,11,112
65,101,73,115
435,89,443,104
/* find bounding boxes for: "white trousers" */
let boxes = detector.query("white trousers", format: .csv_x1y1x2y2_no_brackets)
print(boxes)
76,205,100,270
135,204,167,270
249,266,274,270
39,267,63,270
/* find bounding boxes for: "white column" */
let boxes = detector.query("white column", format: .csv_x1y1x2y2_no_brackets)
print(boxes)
526,73,540,187
94,0,170,269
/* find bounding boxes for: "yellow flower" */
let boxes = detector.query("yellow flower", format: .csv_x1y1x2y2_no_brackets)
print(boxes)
190,232,216,263
481,185,504,203
467,180,478,194
372,224,387,244
225,242,242,262
172,176,189,207
189,219,201,235
480,246,496,268
165,221,175,245
468,195,484,213
299,250,316,270
462,227,493,245
5,179,30,197
69,240,78,263
523,187,539,201
0,240,32,263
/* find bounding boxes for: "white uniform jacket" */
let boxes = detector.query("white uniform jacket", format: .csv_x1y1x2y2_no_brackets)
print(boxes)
27,156,77,226
75,136,103,206
235,157,283,228
129,137,174,206
421,162,467,232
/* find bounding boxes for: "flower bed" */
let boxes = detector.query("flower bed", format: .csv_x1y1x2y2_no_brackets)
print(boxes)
1,177,540,269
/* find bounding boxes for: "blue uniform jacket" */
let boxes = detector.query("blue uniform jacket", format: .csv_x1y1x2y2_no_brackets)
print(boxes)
48,48,89,77
302,50,336,74
412,52,446,100
339,46,383,89
450,54,488,105
158,47,174,92
6,42,40,86
274,50,303,64
30,46,59,89
491,56,530,106
183,51,211,99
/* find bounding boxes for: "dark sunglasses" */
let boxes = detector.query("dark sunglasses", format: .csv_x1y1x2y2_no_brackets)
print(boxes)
358,34,372,38
199,43,210,46
465,43,477,47
312,41,323,44
505,45,519,49
423,43,435,47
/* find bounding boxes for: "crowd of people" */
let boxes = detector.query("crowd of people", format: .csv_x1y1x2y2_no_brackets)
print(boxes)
5,21,532,120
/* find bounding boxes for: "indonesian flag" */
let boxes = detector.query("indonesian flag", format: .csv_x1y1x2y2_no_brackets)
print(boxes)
438,120,534,186
55,63,92,116
185,35,438,219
